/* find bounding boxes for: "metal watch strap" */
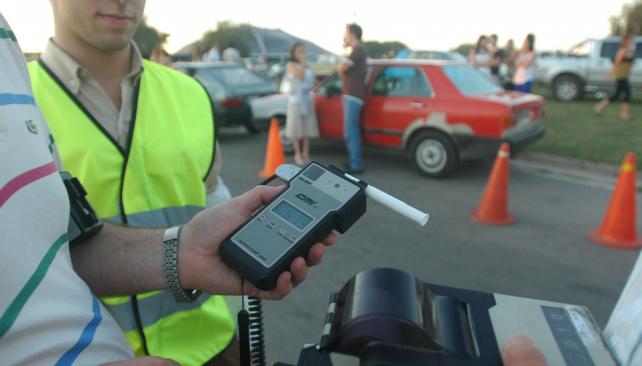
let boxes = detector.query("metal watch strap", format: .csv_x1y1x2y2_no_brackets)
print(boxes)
163,225,201,303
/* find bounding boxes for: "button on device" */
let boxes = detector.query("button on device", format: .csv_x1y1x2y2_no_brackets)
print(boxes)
258,214,267,221
290,235,298,242
278,228,287,236
268,222,276,229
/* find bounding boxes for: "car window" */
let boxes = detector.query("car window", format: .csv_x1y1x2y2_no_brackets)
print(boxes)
635,43,642,59
316,73,342,96
569,40,593,57
203,67,269,86
194,70,226,100
442,64,503,96
600,41,620,59
371,67,432,97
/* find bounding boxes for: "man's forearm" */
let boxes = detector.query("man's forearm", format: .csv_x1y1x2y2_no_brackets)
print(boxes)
70,223,166,297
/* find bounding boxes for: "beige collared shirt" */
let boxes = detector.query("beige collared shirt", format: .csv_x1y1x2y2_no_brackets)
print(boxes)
40,39,221,192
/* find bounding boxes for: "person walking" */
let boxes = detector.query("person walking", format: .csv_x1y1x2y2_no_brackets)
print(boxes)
594,35,635,121
27,1,237,364
513,34,536,93
339,23,368,174
469,35,492,76
285,43,319,166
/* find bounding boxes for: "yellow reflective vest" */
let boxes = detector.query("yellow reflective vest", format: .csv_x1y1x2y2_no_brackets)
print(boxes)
28,60,235,366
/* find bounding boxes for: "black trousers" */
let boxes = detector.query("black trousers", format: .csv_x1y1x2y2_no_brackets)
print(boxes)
610,78,631,103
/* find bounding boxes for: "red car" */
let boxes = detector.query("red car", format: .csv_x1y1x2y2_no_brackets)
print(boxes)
312,59,546,177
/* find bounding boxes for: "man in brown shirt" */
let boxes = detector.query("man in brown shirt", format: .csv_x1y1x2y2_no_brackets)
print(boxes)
339,23,368,174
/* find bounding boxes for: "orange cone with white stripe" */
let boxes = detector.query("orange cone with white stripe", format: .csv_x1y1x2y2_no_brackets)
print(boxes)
258,118,286,178
471,143,516,225
589,153,642,249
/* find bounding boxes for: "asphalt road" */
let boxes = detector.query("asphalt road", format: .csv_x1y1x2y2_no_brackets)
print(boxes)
217,128,641,365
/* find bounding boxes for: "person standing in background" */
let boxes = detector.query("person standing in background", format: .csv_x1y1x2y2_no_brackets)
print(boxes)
203,41,221,62
469,35,492,76
512,34,536,93
594,35,635,121
503,39,517,89
285,43,319,166
339,23,368,174
222,43,241,63
488,34,504,83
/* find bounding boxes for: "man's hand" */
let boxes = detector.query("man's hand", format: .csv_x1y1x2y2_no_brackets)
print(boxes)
501,335,548,366
179,185,336,300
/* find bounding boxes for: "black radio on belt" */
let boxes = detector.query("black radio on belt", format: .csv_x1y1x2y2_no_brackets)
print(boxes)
61,171,102,245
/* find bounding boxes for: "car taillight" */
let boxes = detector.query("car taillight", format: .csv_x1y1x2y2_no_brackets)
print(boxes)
221,98,242,108
502,109,518,129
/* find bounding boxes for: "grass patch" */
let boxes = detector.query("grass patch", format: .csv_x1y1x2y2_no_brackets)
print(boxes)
529,87,642,168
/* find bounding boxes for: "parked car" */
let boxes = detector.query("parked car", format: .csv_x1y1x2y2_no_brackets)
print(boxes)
397,49,468,63
173,61,278,133
535,36,642,101
250,78,291,126
252,59,546,177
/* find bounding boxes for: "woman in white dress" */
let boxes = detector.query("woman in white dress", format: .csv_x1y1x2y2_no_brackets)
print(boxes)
285,43,319,166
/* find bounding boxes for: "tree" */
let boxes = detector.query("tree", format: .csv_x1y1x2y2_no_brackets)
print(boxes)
200,21,255,58
610,1,642,35
133,17,167,58
452,43,474,58
363,41,408,58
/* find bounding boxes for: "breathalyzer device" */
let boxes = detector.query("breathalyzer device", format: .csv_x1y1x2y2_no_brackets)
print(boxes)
220,162,429,291
221,163,367,290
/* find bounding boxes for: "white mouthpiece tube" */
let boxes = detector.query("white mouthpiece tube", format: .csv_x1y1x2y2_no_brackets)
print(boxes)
364,185,430,226
276,165,430,227
342,172,429,226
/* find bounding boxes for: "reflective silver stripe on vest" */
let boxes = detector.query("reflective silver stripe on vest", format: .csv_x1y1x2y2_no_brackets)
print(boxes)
103,205,206,332
106,205,203,227
105,291,212,332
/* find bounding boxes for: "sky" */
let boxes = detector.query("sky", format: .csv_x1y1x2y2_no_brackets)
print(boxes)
1,0,631,54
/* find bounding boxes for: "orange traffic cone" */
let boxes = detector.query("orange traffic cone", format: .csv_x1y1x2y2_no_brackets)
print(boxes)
471,143,516,225
589,153,642,249
258,118,286,178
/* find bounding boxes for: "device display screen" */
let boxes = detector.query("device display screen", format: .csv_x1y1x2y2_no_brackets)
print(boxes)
272,201,313,230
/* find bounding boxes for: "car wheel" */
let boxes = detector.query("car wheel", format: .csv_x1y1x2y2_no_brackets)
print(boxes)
243,120,261,134
552,75,583,101
409,131,458,178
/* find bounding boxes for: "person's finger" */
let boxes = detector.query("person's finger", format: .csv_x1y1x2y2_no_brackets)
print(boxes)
249,271,294,300
501,335,548,366
271,271,293,299
321,232,336,246
236,185,285,215
290,257,308,286
306,243,325,267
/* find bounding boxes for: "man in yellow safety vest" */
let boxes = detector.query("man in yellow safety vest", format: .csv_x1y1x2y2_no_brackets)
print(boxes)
29,0,236,364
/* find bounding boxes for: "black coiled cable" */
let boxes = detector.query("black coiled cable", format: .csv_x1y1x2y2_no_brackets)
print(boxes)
248,296,266,366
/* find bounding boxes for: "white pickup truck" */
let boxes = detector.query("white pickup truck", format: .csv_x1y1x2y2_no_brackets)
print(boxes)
535,36,642,101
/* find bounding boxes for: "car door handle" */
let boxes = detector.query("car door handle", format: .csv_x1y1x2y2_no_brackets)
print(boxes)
409,102,425,109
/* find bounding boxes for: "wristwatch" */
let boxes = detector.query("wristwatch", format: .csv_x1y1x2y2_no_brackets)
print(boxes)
163,225,202,303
